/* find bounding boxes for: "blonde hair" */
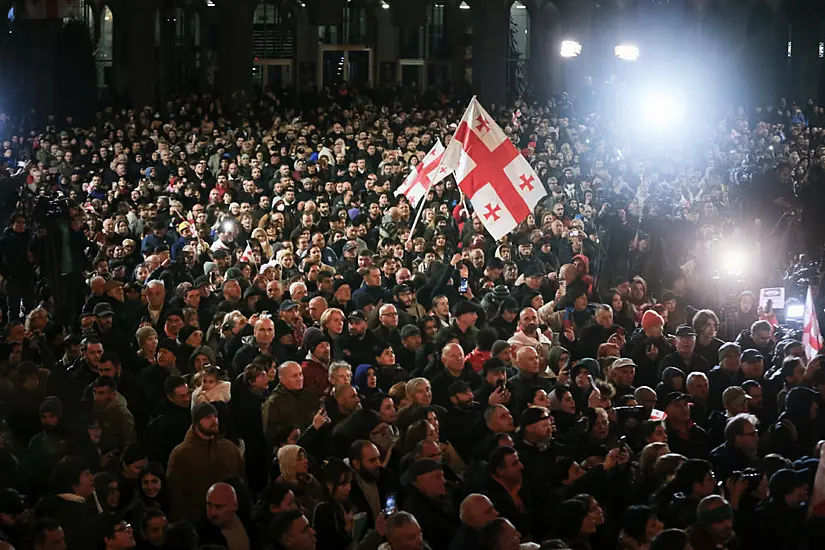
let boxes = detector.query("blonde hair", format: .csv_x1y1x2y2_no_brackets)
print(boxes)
251,227,273,259
320,308,344,329
25,307,50,331
405,378,430,401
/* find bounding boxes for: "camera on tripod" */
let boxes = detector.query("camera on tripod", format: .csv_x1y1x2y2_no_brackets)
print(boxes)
31,194,71,227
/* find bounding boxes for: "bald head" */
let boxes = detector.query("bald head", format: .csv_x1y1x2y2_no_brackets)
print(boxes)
309,296,328,322
519,307,539,334
515,346,540,375
459,494,498,529
90,276,106,295
206,483,238,527
441,342,466,374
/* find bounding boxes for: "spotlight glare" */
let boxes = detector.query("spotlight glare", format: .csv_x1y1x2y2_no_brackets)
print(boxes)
641,92,685,127
721,248,745,275
560,40,582,58
614,44,640,61
787,304,805,319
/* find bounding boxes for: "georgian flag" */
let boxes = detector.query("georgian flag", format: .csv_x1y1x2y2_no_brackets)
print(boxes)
241,243,257,265
803,286,822,360
394,139,450,208
435,97,546,240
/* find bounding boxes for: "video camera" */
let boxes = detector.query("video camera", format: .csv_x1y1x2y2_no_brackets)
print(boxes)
31,193,71,227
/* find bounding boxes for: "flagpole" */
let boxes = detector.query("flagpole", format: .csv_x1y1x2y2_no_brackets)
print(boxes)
408,192,429,237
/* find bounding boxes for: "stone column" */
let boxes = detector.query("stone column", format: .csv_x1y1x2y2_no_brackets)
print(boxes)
470,0,510,105
527,0,562,99
215,0,259,103
124,0,160,108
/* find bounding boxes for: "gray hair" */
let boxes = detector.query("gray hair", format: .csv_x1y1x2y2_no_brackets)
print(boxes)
724,413,758,445
328,361,352,378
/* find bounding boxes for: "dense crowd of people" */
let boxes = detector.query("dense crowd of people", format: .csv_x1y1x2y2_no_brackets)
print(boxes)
0,83,823,550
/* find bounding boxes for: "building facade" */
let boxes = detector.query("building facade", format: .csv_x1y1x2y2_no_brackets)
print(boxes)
2,0,825,113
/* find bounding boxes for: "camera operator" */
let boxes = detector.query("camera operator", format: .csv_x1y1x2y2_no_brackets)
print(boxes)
0,212,36,319
32,202,95,328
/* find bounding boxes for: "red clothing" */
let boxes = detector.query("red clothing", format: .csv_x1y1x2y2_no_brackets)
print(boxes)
466,349,491,373
301,358,329,400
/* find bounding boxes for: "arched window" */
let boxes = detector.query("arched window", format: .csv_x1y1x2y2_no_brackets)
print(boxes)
95,5,114,89
507,1,530,99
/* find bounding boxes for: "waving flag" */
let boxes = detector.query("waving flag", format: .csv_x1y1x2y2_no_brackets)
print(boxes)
436,97,546,240
240,243,257,265
394,139,450,208
803,286,822,360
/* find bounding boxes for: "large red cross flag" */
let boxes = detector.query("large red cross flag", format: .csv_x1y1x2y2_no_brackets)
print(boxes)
803,286,822,360
394,139,450,208
438,98,546,240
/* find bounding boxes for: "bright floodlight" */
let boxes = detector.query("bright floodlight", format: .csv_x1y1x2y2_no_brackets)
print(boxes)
614,44,639,61
721,248,745,276
560,41,582,58
641,92,686,127
786,303,805,319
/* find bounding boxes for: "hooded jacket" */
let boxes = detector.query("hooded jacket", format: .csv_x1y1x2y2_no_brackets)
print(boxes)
167,426,243,522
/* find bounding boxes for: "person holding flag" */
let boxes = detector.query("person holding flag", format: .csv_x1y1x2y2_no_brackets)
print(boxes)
803,285,822,360
432,97,547,241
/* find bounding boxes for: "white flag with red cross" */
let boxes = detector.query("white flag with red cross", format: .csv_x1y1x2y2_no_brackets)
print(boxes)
241,243,257,265
803,286,822,360
394,139,451,208
438,97,546,241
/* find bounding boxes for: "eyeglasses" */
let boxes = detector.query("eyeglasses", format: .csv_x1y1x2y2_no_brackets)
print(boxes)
115,523,133,533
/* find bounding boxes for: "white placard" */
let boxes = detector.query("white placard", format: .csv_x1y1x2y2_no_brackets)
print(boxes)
759,287,785,309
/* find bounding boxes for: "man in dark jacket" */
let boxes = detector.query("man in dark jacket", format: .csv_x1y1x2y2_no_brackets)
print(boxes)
449,494,499,550
482,446,533,541
262,361,318,452
60,336,104,417
146,377,192,466
233,317,277,372
709,413,761,482
573,303,620,360
707,343,745,411
663,392,712,460
658,325,710,379
33,457,99,550
441,381,483,463
341,310,378,367
230,364,269,492
139,338,180,410
348,440,396,532
734,320,775,363
167,403,243,522
401,458,459,550
0,212,35,319
429,343,481,409
196,482,252,549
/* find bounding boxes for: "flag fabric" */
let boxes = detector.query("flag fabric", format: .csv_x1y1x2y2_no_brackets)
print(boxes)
241,243,256,265
437,97,546,241
26,0,74,19
394,139,450,208
803,286,822,360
